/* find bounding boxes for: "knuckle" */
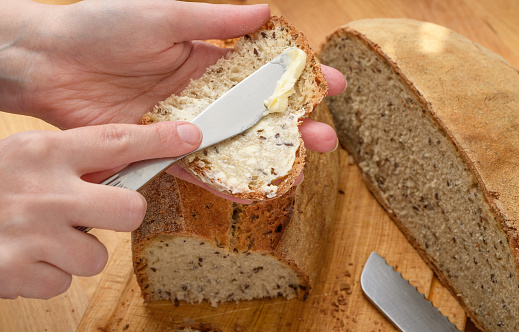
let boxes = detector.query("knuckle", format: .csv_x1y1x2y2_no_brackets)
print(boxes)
9,131,56,161
151,122,174,152
99,125,133,155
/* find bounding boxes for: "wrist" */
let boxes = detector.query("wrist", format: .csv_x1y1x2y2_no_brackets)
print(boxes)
0,0,52,117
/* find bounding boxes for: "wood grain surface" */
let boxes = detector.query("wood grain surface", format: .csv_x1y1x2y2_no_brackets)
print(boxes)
1,0,518,331
76,149,468,332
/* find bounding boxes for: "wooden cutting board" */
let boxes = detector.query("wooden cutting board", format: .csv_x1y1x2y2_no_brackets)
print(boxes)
78,149,469,331
4,0,516,330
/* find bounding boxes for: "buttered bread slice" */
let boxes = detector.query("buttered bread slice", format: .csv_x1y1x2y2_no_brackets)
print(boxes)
142,16,327,200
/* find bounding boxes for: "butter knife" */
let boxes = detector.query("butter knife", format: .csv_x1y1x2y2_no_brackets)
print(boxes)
75,48,296,232
361,252,460,332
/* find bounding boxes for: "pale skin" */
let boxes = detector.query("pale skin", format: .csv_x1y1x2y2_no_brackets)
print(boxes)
0,0,346,300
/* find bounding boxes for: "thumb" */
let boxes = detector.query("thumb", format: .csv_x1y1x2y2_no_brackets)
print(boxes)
64,122,202,175
167,2,271,42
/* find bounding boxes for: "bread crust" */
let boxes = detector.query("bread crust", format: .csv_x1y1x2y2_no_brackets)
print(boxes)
321,18,519,331
141,16,327,200
132,102,339,303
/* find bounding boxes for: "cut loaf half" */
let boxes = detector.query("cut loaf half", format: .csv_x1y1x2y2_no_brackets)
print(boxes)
132,17,339,308
320,18,519,332
142,16,327,200
132,102,339,306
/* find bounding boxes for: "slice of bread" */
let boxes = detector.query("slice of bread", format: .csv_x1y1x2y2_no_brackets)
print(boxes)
320,18,519,332
132,102,339,306
142,16,327,200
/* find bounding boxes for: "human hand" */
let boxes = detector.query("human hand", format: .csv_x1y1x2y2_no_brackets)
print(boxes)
2,0,344,134
4,0,272,129
0,121,202,299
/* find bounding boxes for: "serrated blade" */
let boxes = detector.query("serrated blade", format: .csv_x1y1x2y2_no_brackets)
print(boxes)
361,252,460,332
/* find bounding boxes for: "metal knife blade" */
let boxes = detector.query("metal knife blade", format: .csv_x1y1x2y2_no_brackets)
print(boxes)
361,252,460,332
102,48,297,192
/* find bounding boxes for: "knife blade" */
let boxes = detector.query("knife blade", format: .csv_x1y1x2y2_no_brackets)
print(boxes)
74,48,296,233
102,48,297,192
361,252,460,332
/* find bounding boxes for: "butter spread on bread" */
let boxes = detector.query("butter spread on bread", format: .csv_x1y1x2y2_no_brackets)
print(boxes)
142,17,326,200
264,47,307,114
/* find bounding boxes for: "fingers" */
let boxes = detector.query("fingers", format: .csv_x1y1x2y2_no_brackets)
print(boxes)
39,229,108,278
300,118,338,152
167,2,271,42
321,64,347,96
301,66,344,152
14,262,72,300
68,183,147,232
0,229,107,299
63,122,202,174
0,226,69,299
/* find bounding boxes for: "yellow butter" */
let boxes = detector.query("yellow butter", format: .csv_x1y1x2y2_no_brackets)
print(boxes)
264,48,307,114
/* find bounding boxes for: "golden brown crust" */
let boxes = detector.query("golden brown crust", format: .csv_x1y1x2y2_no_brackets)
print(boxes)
321,18,519,331
140,16,327,201
274,102,340,285
132,102,340,302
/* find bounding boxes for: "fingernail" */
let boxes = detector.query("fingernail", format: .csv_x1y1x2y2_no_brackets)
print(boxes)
331,138,340,152
177,123,201,145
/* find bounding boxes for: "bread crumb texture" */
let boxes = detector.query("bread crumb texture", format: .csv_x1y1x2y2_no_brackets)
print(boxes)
142,17,326,200
320,18,519,332
137,236,301,307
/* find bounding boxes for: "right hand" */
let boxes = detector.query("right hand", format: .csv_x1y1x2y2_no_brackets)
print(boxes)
0,121,201,299
0,0,272,130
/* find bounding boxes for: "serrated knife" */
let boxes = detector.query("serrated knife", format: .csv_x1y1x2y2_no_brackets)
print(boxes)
75,48,296,233
361,252,460,332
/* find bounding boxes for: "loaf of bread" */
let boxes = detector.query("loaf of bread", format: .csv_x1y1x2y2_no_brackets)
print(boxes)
142,16,327,200
132,102,339,306
320,18,519,332
132,17,339,306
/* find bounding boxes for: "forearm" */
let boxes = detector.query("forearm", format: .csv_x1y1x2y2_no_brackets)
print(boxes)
0,0,49,116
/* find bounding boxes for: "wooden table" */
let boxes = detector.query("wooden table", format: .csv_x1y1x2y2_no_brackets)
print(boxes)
1,0,517,331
